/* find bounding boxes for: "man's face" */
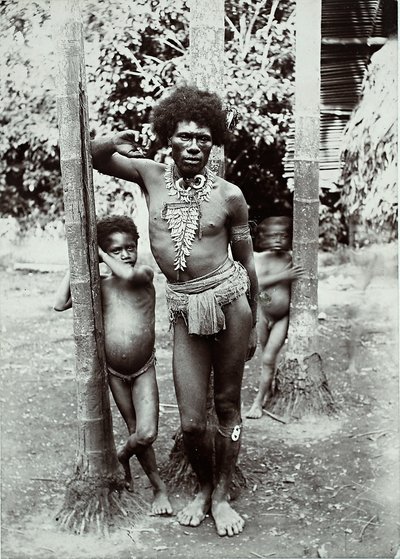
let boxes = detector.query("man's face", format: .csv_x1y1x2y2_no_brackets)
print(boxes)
170,121,213,177
257,223,291,252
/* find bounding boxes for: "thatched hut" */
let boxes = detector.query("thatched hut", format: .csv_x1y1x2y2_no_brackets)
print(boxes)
338,36,397,234
283,0,397,245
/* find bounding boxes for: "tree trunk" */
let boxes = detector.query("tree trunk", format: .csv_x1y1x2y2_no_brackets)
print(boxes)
164,0,246,497
190,0,225,175
51,0,144,534
268,0,336,419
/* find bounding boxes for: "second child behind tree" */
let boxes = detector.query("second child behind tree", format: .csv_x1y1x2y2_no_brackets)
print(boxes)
246,216,305,419
54,215,172,516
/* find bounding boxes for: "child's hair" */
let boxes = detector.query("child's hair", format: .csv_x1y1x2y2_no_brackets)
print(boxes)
257,216,292,235
97,215,139,249
151,85,227,147
255,216,292,251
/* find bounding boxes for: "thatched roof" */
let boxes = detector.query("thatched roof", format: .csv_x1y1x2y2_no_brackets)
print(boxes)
338,37,397,226
283,0,391,190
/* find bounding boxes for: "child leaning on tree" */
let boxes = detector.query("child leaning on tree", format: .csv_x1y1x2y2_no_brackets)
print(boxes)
54,214,172,515
246,216,305,419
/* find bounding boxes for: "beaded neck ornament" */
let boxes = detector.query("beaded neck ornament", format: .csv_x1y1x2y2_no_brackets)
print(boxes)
162,161,216,274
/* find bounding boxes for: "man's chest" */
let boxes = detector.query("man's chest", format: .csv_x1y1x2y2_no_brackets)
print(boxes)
148,189,229,237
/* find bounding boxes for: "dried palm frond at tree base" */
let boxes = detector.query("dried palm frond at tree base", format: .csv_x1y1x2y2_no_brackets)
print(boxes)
55,476,148,536
268,353,337,419
162,426,247,500
162,372,248,498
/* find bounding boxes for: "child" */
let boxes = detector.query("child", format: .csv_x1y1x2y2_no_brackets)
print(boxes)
246,216,304,419
54,215,172,515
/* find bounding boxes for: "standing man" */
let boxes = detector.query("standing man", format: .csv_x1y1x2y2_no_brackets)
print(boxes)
91,85,258,537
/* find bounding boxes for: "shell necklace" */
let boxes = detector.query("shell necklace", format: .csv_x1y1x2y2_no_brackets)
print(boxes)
162,161,216,274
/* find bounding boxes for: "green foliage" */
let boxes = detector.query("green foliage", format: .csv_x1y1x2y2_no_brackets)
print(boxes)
318,204,347,251
0,0,61,226
1,0,295,228
224,0,295,222
86,0,191,134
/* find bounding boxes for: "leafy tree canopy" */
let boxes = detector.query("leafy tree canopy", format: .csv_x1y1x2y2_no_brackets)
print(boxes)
1,0,295,228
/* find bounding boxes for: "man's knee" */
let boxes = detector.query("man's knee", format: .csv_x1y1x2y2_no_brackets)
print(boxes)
214,392,240,420
181,417,207,438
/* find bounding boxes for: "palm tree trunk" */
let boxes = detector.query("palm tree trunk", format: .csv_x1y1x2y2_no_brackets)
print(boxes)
51,0,144,534
269,0,335,419
190,0,225,175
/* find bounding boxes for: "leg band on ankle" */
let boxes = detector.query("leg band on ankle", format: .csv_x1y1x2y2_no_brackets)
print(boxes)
217,422,242,441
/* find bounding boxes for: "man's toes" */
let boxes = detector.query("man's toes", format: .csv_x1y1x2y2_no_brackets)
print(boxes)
176,511,189,525
154,505,172,516
234,519,244,534
217,523,241,537
177,513,200,527
217,526,227,536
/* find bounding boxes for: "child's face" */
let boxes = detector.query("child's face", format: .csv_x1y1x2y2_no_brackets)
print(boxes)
258,223,291,252
104,232,138,267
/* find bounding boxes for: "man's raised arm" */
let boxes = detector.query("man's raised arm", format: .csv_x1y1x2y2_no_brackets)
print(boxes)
90,131,147,185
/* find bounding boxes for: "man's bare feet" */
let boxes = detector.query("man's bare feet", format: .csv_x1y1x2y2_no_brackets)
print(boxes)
117,446,134,492
177,492,211,527
246,401,263,419
211,500,245,537
151,490,173,516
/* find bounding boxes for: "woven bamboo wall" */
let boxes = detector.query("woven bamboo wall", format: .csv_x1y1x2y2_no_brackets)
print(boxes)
283,0,390,191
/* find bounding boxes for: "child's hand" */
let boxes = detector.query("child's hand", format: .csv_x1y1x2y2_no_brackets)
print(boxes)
245,325,258,361
113,131,145,158
287,264,305,281
98,246,106,263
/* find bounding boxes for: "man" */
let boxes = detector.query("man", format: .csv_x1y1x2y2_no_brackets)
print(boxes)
91,85,258,537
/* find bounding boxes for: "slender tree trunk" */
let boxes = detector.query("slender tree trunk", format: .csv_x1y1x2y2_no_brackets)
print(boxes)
51,0,144,534
190,0,225,175
164,0,247,497
268,0,335,419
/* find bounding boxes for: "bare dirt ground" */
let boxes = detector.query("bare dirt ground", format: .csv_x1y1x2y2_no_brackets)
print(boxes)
1,242,399,559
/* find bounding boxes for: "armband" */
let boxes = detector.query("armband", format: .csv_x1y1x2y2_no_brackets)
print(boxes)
230,224,251,244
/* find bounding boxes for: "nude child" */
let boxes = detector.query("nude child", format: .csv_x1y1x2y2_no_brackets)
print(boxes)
54,215,172,516
246,216,304,419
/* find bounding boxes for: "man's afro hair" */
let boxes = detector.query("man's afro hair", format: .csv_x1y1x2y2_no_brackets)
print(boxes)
97,215,139,250
151,85,228,147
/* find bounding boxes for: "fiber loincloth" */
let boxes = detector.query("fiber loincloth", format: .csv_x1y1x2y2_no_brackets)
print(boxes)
165,259,249,336
107,350,156,383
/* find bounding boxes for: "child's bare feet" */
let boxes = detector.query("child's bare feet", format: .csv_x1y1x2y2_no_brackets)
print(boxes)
262,393,273,408
346,361,358,374
246,402,263,419
151,490,173,516
177,491,211,527
211,500,245,537
117,446,134,492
